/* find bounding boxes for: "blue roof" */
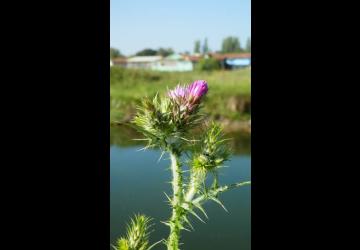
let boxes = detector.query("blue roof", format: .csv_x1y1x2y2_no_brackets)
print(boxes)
225,58,251,66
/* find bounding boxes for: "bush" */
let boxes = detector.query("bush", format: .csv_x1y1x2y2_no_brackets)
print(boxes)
196,58,220,71
110,67,161,85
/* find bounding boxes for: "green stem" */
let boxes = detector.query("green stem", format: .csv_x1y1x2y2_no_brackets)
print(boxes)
193,181,251,205
185,169,204,202
167,149,183,250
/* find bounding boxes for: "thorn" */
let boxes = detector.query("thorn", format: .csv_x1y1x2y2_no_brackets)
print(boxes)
188,209,206,223
182,216,194,231
163,192,173,203
160,221,171,227
157,151,166,163
193,202,208,219
210,197,228,212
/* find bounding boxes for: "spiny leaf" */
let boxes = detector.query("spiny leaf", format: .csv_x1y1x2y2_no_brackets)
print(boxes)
182,215,194,231
188,209,206,223
160,220,171,227
163,192,173,205
179,224,191,232
174,136,200,143
209,196,228,212
192,202,208,219
147,239,165,250
132,138,150,141
157,150,166,162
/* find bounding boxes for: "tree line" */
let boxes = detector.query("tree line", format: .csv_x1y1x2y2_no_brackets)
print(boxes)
194,36,250,54
110,36,250,58
110,47,174,59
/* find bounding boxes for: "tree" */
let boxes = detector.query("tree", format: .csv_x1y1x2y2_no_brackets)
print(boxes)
135,48,158,56
221,36,244,53
194,40,201,54
110,47,122,59
245,37,251,52
157,47,174,57
196,58,220,71
202,38,209,54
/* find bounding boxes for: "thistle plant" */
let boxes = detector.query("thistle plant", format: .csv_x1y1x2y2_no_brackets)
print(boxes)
114,80,251,250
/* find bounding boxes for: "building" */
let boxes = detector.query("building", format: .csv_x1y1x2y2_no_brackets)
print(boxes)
151,54,193,72
126,56,163,69
111,53,251,71
209,53,251,69
182,54,203,68
112,57,128,67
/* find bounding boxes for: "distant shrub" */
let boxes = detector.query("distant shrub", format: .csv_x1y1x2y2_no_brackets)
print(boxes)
110,67,161,85
196,58,221,71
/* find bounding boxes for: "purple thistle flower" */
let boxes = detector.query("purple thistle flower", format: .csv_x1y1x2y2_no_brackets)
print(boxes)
187,80,208,100
168,80,208,101
168,80,208,112
168,85,189,100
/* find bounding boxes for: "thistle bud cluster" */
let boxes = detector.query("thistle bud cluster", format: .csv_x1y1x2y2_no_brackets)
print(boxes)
192,122,231,171
115,214,153,250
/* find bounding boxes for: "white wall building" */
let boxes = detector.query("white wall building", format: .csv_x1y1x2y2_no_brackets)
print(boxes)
151,54,193,72
126,56,163,69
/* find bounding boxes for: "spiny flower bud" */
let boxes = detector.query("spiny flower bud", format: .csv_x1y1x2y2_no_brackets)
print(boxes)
192,123,231,171
168,80,208,111
187,80,208,102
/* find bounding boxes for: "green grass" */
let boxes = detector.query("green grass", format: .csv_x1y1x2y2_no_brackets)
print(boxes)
110,67,251,122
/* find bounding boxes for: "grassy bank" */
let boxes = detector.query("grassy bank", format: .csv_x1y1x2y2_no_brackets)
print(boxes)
110,67,251,123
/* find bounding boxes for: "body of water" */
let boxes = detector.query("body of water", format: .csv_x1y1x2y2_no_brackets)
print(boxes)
110,126,251,250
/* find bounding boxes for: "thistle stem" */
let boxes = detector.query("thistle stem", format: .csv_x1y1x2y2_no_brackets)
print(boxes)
185,170,204,202
185,180,196,202
170,152,183,204
167,149,183,250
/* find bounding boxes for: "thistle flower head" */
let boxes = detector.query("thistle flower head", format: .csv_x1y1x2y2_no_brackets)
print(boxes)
168,85,188,100
132,80,208,149
168,80,208,109
187,80,208,100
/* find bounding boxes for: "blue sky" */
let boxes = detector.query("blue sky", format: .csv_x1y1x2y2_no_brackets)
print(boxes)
110,0,251,56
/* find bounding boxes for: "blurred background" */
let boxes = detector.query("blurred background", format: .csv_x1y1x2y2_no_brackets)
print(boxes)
110,0,251,249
